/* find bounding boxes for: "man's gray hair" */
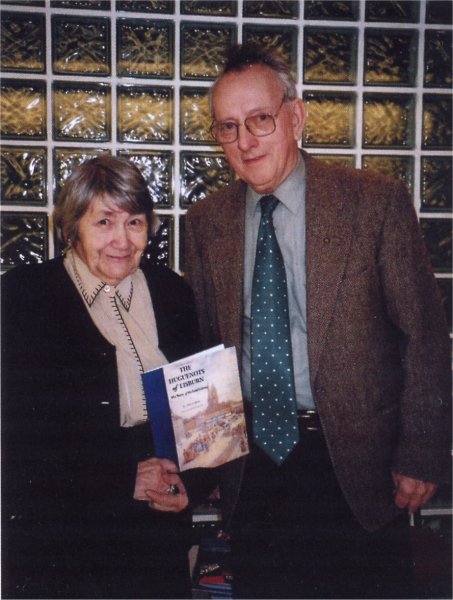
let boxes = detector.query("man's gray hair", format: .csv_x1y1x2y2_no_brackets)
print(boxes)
210,43,298,114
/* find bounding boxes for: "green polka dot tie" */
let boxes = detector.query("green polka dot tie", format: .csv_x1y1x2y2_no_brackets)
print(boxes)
251,194,299,465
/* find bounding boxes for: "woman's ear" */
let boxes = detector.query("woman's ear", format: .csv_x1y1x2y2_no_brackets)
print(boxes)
291,98,306,141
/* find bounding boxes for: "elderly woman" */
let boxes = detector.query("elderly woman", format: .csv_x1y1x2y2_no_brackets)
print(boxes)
1,156,206,599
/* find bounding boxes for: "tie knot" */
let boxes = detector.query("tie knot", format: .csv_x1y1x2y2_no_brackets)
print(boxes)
260,194,279,218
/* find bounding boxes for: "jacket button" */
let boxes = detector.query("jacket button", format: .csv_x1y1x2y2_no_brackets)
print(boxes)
323,237,330,244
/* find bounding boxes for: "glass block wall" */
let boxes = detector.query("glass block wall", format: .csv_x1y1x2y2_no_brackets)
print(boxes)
1,0,451,329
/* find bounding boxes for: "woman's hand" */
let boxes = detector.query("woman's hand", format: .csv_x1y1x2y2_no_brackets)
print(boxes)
134,457,189,512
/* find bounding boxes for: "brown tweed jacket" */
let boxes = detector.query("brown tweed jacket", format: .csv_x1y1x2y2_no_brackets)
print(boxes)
184,150,451,532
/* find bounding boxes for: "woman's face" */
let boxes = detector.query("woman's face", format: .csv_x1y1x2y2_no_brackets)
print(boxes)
73,195,148,285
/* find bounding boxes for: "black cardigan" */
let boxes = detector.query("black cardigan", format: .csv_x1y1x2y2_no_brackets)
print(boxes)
1,257,207,599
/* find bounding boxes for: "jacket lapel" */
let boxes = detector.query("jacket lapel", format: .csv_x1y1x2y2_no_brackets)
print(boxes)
208,181,246,352
305,155,355,384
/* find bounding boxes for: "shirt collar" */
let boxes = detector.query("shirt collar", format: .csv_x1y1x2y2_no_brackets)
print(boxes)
69,249,134,311
246,153,306,216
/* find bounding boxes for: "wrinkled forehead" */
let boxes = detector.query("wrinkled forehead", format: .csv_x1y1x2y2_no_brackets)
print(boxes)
211,65,283,120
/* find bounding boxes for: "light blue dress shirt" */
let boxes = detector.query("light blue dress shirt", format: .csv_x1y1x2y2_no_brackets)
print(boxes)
242,155,315,410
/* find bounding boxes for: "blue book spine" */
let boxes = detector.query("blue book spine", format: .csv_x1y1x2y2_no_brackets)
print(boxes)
142,369,178,465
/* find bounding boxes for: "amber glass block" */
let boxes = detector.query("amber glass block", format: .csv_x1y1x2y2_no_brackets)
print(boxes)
0,11,45,73
1,147,47,206
53,148,111,199
420,218,452,273
1,212,48,269
304,27,357,85
304,0,358,20
302,92,355,147
117,19,173,79
180,88,212,145
311,154,355,168
421,157,452,212
144,215,173,268
180,152,232,208
436,278,452,331
426,1,453,25
116,0,174,13
180,23,236,80
422,94,452,150
0,80,46,140
364,29,417,86
243,26,298,80
365,0,419,22
52,16,110,76
117,85,173,143
181,1,237,15
243,0,299,18
362,155,413,193
53,82,111,142
424,30,452,88
51,0,109,8
118,150,174,208
363,94,414,149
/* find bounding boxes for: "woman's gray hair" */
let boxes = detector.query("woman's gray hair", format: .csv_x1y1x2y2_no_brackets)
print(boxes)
210,43,298,115
53,155,158,246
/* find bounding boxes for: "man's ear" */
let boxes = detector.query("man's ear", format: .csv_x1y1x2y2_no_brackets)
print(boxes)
291,98,306,140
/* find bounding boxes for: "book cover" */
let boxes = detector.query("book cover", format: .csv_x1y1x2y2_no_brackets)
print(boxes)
142,346,249,471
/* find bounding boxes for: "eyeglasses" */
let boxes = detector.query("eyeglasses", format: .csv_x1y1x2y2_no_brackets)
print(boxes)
210,97,287,144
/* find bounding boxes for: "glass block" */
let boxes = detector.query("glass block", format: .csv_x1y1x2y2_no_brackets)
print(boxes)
243,25,298,81
1,212,48,269
436,278,452,332
53,82,111,142
0,80,46,140
304,1,359,21
365,0,419,22
118,150,174,208
243,0,299,18
302,92,355,147
1,147,47,206
181,1,237,16
424,30,452,88
421,157,452,212
420,218,452,273
426,1,453,25
362,155,413,194
51,0,109,8
303,27,357,85
180,152,232,208
180,87,212,145
144,215,173,268
0,11,45,73
2,0,44,5
117,18,173,79
53,148,111,200
363,93,414,149
52,16,110,76
364,29,417,86
422,94,452,150
311,154,355,168
116,0,174,13
180,22,236,80
117,85,173,143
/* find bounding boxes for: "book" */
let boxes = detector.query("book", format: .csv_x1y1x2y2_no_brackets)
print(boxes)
142,345,249,471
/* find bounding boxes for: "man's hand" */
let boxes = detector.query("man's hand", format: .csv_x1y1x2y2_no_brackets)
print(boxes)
134,457,189,512
392,472,438,514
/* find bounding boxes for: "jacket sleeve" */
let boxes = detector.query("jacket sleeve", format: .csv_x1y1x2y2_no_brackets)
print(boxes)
376,181,451,483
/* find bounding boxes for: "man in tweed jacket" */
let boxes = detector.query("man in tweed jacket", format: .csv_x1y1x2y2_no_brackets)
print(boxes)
184,44,451,598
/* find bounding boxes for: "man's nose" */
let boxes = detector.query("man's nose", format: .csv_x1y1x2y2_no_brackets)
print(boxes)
237,125,258,151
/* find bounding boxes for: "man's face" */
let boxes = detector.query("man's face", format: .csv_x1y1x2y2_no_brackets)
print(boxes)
211,64,305,194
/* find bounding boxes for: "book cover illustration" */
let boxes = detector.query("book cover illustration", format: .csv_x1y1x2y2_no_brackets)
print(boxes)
143,346,249,471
